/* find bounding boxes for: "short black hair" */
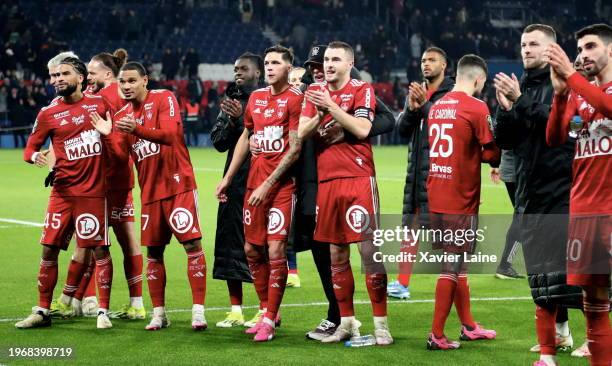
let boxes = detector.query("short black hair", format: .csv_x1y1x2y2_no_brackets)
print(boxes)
457,54,488,78
264,45,294,64
238,52,264,76
523,24,557,41
575,23,612,44
59,57,88,90
120,62,148,77
327,41,354,60
423,47,448,63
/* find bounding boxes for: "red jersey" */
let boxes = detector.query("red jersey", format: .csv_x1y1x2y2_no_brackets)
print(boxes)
546,73,612,215
301,79,376,182
24,94,110,197
111,89,197,204
426,91,495,214
96,81,134,191
243,85,303,189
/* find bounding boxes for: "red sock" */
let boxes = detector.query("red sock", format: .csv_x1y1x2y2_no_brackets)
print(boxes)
366,272,387,316
38,259,58,309
62,260,86,297
147,257,166,307
187,250,206,305
584,297,612,365
431,273,458,337
398,239,419,287
247,256,269,310
535,305,557,355
95,254,113,310
454,273,476,328
265,258,288,320
84,261,97,298
331,261,355,317
74,257,95,301
124,254,143,298
227,280,242,306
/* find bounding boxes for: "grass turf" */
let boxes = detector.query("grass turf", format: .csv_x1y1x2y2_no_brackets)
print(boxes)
0,146,590,365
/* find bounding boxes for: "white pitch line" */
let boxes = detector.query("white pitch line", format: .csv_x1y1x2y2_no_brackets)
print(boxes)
0,218,43,227
0,296,531,323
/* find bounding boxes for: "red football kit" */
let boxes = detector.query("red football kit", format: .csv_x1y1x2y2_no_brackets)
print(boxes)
301,78,378,244
24,94,111,248
547,73,611,287
242,85,302,245
426,91,497,253
111,89,201,246
96,81,135,224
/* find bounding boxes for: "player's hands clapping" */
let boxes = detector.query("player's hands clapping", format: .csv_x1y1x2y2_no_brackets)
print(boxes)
248,183,271,207
407,82,427,111
220,99,243,118
543,43,574,80
249,135,262,156
90,111,113,136
215,177,231,202
305,88,335,113
116,116,138,133
494,73,522,103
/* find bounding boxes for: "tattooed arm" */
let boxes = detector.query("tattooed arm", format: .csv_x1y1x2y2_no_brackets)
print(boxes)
247,130,302,206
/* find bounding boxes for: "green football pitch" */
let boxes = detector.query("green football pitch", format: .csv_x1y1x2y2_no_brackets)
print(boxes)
0,146,589,365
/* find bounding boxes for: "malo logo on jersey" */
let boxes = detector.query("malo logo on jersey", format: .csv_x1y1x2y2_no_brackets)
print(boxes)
575,118,611,160
64,130,102,161
255,125,284,153
71,114,85,125
75,213,100,240
345,205,370,233
132,139,160,162
267,208,285,234
169,207,194,234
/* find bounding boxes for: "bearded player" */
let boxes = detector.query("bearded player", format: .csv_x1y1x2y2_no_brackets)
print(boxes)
16,57,115,329
425,54,499,350
216,45,303,342
298,41,393,345
545,23,612,366
90,62,207,331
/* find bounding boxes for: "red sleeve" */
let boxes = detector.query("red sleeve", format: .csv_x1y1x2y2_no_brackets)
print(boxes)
132,93,178,145
546,92,575,147
244,96,254,130
23,110,50,163
300,85,317,119
353,83,376,121
289,93,303,131
102,129,130,164
567,72,612,118
472,104,495,146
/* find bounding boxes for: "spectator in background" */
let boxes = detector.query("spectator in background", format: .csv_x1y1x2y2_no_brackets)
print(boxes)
360,64,373,83
183,48,201,78
183,99,201,147
162,47,179,80
126,10,140,41
239,0,253,23
410,32,423,60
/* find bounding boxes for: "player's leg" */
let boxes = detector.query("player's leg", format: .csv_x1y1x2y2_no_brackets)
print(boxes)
92,245,113,329
390,214,418,299
182,238,207,330
216,279,246,327
54,246,91,317
428,256,461,350
73,255,97,316
244,241,269,333
306,242,341,340
582,285,612,365
113,220,145,319
286,247,300,287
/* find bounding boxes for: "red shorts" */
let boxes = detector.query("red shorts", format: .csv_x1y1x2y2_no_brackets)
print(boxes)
243,182,295,245
107,189,135,225
141,190,202,246
429,213,478,254
566,214,611,287
314,176,379,244
40,195,109,250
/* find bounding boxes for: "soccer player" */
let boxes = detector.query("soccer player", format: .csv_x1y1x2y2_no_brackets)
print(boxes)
298,41,393,345
425,54,499,350
216,45,303,342
16,57,115,329
544,23,612,366
90,62,207,331
390,46,455,300
289,67,306,89
211,52,266,328
87,49,145,319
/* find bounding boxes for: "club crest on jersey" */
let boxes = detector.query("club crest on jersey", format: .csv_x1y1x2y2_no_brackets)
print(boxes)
255,125,284,153
146,111,153,120
267,208,285,234
345,205,370,233
169,207,194,234
75,213,100,240
132,139,160,162
71,114,85,125
64,130,102,161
